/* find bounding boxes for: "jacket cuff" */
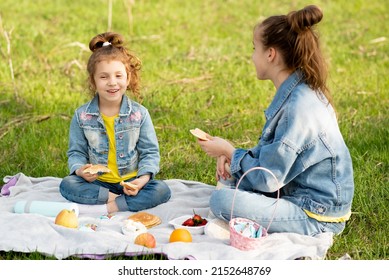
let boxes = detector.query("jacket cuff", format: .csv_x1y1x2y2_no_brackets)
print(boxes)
137,167,158,179
230,148,249,175
70,163,83,176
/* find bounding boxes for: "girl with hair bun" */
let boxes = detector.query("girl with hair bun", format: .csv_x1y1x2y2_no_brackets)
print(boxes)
60,32,171,214
198,6,354,236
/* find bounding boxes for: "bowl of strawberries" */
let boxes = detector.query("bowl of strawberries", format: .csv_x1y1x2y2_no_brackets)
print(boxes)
169,211,208,235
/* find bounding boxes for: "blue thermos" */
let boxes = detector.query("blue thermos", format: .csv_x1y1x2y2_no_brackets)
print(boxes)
14,200,79,217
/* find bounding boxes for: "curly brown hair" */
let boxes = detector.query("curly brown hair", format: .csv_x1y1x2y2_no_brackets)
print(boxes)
86,32,141,99
255,5,332,107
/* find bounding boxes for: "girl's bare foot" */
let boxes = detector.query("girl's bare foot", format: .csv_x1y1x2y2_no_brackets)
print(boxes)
107,192,120,213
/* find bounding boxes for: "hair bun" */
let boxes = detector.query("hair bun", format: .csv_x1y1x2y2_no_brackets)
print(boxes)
89,32,125,52
287,5,323,33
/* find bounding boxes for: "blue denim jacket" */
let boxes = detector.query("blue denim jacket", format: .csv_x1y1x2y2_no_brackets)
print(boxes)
230,71,354,218
67,95,160,178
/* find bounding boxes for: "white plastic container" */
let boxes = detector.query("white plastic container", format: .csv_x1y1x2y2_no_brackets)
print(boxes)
169,215,206,235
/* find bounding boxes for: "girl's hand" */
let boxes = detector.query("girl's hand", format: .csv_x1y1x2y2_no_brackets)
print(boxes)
197,136,235,158
216,155,231,181
122,174,150,196
76,164,99,182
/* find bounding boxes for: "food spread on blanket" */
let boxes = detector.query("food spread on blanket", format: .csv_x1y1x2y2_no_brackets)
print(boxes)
83,164,111,174
127,212,161,228
182,211,208,227
1,174,334,259
189,128,210,141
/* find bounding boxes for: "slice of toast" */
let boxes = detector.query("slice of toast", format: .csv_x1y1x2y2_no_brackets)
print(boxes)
190,128,210,141
120,181,137,191
83,164,111,174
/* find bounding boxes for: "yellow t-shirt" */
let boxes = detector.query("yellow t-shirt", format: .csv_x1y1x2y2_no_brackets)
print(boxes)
98,114,137,183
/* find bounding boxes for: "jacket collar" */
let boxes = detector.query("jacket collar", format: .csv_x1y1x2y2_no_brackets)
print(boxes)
84,94,133,116
264,70,304,120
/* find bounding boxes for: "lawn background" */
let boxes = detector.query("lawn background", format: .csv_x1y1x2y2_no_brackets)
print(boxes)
0,0,388,260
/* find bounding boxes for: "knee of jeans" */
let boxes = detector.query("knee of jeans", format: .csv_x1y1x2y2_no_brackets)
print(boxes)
159,187,171,202
210,190,231,220
59,177,67,191
59,176,72,189
164,187,172,201
59,176,77,196
154,180,171,201
59,179,69,199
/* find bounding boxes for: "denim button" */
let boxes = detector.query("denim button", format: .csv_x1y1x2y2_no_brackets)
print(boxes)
119,153,124,158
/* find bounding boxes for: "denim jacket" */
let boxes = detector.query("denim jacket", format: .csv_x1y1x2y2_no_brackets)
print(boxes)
67,95,160,178
230,71,354,218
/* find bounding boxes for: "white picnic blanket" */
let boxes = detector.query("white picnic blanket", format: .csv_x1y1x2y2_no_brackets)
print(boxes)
0,173,334,260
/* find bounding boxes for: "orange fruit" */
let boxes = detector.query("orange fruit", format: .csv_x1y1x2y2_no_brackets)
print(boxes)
169,228,192,243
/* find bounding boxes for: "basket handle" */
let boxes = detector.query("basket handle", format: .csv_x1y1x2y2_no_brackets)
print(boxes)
230,166,280,233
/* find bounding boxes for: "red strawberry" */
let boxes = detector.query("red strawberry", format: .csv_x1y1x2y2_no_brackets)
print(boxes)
192,210,202,223
182,218,195,226
199,219,208,226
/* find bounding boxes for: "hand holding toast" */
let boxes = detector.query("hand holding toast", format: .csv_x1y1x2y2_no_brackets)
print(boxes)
120,174,150,196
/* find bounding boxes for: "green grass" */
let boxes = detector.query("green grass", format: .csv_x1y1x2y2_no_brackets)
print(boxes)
0,0,388,260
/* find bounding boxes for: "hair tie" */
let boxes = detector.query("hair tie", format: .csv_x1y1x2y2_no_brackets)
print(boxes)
102,41,112,47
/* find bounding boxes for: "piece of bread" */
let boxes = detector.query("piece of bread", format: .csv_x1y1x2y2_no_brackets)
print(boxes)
128,212,161,228
190,128,209,141
83,164,111,174
120,181,137,191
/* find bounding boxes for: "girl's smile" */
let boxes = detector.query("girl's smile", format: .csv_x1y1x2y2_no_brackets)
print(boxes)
93,60,130,105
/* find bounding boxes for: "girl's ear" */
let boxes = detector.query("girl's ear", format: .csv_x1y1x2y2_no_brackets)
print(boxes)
126,73,131,87
267,47,276,62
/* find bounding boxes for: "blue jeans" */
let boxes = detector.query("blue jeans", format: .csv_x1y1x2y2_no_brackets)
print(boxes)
59,175,171,212
209,188,345,236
